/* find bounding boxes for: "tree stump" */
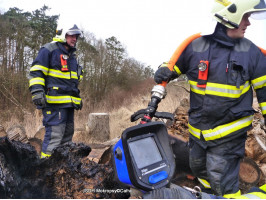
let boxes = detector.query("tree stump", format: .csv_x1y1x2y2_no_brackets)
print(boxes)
87,113,110,143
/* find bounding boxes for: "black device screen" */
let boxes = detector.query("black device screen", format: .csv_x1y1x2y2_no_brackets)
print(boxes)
128,136,162,169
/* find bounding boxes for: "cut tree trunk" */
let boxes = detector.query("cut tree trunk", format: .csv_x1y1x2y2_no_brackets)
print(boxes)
87,113,110,143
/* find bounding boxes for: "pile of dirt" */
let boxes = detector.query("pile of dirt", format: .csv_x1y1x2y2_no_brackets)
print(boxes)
0,138,129,199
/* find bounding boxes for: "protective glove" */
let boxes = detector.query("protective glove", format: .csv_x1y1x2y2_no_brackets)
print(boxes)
154,63,178,84
32,92,46,109
73,100,83,110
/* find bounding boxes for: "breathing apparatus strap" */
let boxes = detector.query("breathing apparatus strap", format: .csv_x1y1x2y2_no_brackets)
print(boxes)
158,33,202,87
259,47,266,56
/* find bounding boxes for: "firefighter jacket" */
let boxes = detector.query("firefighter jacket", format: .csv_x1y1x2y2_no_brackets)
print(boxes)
174,23,266,146
29,42,83,109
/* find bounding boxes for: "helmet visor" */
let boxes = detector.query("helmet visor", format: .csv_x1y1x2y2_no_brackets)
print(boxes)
251,0,266,19
67,29,82,36
251,10,266,19
66,24,83,37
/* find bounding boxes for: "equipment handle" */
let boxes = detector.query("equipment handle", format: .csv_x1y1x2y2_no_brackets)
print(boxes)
158,33,202,87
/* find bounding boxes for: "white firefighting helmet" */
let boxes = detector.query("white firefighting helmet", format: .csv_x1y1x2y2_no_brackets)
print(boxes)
53,24,82,43
212,0,266,29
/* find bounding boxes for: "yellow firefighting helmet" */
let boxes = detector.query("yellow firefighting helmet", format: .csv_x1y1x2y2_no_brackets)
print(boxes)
212,0,266,29
53,24,82,43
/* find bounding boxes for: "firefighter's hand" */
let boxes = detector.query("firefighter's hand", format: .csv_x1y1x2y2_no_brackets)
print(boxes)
154,64,174,84
32,92,46,109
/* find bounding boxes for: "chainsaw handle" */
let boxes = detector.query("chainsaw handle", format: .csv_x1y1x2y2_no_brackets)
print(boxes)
158,33,202,88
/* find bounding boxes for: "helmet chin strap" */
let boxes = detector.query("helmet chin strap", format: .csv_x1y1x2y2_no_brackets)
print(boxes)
215,13,239,28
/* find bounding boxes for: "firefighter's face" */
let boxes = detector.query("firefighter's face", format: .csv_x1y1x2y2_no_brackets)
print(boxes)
66,34,78,47
227,13,251,39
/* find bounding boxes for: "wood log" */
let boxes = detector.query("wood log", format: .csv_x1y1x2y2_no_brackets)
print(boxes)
6,124,28,143
87,113,110,143
28,138,42,155
246,124,266,162
239,157,261,193
33,126,45,141
87,137,120,164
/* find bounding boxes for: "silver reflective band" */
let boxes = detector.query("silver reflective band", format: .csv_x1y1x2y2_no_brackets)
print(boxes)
242,194,261,199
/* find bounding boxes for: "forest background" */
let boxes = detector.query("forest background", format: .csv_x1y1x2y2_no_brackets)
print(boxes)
0,6,184,139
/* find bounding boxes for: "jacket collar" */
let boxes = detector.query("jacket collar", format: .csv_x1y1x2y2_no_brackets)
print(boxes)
211,23,239,47
57,42,76,55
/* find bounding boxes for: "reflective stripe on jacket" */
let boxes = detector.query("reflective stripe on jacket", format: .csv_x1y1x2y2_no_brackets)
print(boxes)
175,23,266,145
29,42,82,108
231,184,266,199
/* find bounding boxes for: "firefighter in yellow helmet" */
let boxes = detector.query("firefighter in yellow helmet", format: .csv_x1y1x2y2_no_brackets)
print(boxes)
29,24,84,158
154,0,266,197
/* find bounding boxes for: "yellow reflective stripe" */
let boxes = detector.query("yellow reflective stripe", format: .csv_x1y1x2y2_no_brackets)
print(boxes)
198,178,211,189
260,184,266,192
46,95,81,104
160,62,168,68
48,69,71,79
30,65,48,75
202,116,253,141
173,65,182,75
160,62,181,75
241,192,266,199
79,75,83,81
206,81,250,98
252,75,266,90
41,152,51,158
29,77,45,87
71,71,78,79
188,123,201,139
223,190,241,198
189,80,250,98
72,96,81,104
259,102,266,115
189,80,206,95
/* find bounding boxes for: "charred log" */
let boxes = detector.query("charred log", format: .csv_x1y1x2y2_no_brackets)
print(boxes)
0,137,129,199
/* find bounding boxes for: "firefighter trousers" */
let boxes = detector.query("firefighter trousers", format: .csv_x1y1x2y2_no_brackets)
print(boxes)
189,135,246,196
41,107,74,155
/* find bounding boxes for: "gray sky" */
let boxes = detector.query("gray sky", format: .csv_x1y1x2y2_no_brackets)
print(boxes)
0,0,265,69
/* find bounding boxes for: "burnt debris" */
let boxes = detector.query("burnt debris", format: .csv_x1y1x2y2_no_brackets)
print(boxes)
0,137,129,199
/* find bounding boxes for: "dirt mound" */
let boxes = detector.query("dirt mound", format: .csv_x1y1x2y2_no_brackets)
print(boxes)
0,138,129,199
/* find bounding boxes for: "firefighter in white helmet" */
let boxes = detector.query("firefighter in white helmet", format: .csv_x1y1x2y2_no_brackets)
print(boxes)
154,0,266,197
29,24,84,158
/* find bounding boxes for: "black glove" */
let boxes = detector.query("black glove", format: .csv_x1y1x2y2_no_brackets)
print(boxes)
154,62,179,84
32,92,46,109
73,100,83,110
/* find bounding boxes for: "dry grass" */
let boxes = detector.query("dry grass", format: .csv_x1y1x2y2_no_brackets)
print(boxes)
108,81,189,139
1,80,190,143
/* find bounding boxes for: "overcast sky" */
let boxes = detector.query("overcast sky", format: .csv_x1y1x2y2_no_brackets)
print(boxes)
0,0,266,70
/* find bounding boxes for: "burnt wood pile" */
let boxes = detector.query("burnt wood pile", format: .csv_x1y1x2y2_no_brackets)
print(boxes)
0,138,129,199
